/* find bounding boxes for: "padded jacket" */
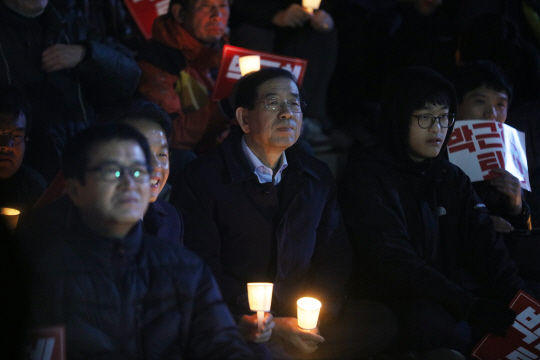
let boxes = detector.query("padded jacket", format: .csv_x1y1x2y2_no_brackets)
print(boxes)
19,201,254,360
339,66,533,320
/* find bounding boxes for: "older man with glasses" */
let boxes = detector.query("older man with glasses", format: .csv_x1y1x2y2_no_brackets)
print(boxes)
171,67,397,360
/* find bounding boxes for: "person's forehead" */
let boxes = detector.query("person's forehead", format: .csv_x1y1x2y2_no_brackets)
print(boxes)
0,112,26,129
466,86,509,100
192,0,227,9
256,77,299,98
415,103,449,111
87,140,146,166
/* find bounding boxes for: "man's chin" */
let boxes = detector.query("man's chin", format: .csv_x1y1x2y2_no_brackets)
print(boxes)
0,165,17,180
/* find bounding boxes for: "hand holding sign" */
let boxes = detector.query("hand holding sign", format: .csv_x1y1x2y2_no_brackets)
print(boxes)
467,298,517,337
488,168,523,216
471,291,540,360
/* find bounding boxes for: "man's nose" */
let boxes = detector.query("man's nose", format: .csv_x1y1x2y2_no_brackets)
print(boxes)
428,119,443,133
0,134,14,148
484,106,497,120
118,171,138,188
278,107,294,119
209,4,223,17
150,154,159,169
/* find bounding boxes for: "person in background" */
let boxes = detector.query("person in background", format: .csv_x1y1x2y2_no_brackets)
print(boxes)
339,66,536,359
18,123,255,359
0,0,141,182
137,0,236,173
102,98,183,243
0,85,46,213
453,60,531,236
172,67,397,360
229,0,337,148
453,60,540,287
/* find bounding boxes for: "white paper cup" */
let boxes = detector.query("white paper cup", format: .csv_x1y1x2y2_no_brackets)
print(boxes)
297,297,321,330
0,207,20,232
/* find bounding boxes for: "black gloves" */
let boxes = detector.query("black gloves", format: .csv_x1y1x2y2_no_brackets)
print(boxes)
466,298,517,336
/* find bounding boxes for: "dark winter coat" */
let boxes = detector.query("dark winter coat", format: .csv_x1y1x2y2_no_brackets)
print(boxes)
339,66,531,320
0,3,141,180
171,129,351,322
19,201,254,360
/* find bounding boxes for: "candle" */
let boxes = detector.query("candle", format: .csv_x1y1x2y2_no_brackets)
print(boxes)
238,55,261,76
247,282,273,332
0,207,20,232
297,297,321,330
302,0,321,14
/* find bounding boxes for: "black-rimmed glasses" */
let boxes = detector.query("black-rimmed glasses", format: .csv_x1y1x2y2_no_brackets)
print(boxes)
0,130,28,146
86,164,151,183
411,113,455,129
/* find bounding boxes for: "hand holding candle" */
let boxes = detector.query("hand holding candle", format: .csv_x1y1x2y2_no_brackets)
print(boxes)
297,297,322,330
247,282,273,332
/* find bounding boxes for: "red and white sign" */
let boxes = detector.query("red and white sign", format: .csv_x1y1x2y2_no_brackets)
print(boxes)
24,326,65,360
472,291,540,360
211,45,308,101
122,0,169,39
448,120,530,191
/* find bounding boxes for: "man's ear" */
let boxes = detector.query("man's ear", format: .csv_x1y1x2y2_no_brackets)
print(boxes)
65,178,83,206
236,107,250,134
171,4,184,24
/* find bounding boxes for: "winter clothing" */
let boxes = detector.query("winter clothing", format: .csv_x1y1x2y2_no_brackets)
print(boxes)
144,199,183,244
19,198,254,360
0,164,46,212
137,15,234,154
339,66,534,352
171,128,351,321
0,2,141,181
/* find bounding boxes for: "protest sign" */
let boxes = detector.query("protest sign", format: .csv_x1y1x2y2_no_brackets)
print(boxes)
211,45,308,101
472,291,540,360
24,326,65,360
448,120,530,191
122,0,169,39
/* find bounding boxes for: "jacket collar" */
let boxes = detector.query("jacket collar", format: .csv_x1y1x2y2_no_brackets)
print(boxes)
221,128,321,185
66,205,144,261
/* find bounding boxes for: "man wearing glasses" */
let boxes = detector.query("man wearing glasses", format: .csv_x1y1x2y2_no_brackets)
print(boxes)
0,85,46,213
339,66,538,359
172,67,397,360
18,123,254,359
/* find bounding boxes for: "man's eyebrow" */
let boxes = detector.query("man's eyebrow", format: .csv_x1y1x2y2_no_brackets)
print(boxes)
263,92,300,98
91,160,148,167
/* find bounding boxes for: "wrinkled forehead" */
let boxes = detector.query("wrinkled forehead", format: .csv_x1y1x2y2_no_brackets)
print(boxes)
256,77,300,100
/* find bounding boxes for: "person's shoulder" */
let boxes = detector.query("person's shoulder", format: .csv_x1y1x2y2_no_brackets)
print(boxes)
288,147,335,182
17,164,48,191
184,146,225,179
438,159,470,182
141,232,207,271
137,40,187,75
150,198,179,218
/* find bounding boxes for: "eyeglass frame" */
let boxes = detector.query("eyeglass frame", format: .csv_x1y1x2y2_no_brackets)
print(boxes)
0,130,29,146
411,113,456,129
86,163,152,183
252,98,306,113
